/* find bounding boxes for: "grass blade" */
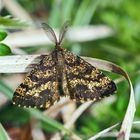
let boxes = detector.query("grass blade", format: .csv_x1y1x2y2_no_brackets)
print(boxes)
0,123,11,140
27,108,69,133
88,123,120,140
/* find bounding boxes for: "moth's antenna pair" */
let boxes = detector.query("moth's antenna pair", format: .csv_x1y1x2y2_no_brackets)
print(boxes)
42,21,70,48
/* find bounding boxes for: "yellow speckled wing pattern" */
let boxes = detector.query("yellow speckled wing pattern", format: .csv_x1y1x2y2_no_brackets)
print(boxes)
12,52,60,108
12,21,117,109
63,49,117,103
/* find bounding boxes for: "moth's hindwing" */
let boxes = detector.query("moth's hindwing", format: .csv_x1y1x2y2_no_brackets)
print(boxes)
63,49,117,103
12,53,60,109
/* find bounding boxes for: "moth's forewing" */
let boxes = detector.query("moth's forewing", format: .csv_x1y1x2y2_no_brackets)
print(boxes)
63,49,117,102
13,53,60,108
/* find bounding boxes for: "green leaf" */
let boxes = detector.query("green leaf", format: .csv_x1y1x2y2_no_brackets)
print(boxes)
73,0,90,25
0,43,11,56
48,1,61,27
39,121,59,132
62,0,75,22
0,32,7,41
0,16,29,29
73,0,100,25
0,123,11,140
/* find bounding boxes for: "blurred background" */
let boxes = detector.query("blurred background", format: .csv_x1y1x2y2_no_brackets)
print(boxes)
0,0,140,140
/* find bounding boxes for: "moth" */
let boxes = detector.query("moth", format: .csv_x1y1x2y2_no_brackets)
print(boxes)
12,21,117,109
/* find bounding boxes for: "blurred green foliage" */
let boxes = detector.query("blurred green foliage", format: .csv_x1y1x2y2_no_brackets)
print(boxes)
0,16,29,29
0,15,30,56
0,31,11,56
0,32,7,41
0,43,11,56
0,0,140,139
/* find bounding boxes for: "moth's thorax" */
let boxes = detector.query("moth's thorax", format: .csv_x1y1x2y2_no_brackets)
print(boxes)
55,44,62,50
56,49,64,67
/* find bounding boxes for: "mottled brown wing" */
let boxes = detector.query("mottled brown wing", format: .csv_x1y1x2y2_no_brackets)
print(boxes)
63,50,117,103
12,52,60,109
